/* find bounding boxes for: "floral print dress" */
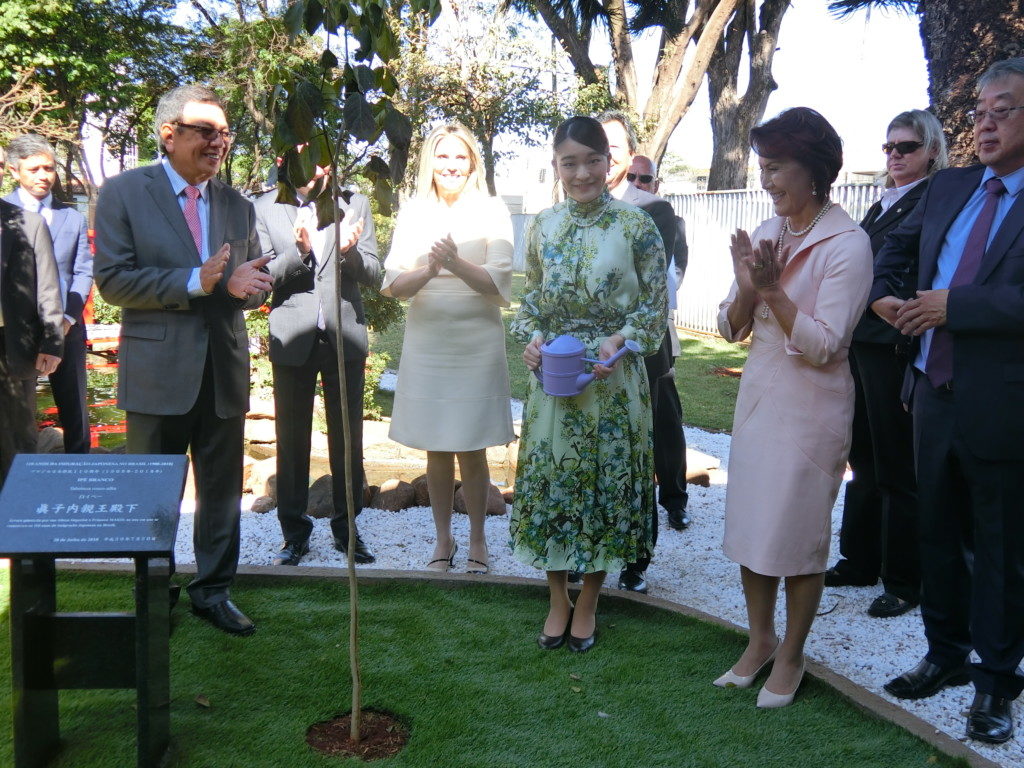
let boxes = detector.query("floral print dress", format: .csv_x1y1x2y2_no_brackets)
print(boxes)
509,190,668,573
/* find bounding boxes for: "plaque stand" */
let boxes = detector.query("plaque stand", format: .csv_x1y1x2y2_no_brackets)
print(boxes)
0,454,186,768
9,555,172,768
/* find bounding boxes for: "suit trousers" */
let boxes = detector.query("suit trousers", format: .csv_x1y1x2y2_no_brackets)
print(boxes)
629,328,687,572
49,321,90,453
273,334,365,545
913,371,1024,698
126,352,244,610
837,342,919,600
0,330,38,482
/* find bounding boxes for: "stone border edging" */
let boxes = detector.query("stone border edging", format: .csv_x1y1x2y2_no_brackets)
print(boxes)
57,561,999,768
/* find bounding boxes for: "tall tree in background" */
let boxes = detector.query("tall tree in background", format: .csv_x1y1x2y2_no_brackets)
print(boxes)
829,0,1024,165
705,0,789,190
392,0,562,194
503,0,789,171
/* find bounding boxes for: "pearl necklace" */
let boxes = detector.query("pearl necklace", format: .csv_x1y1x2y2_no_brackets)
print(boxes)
761,200,833,319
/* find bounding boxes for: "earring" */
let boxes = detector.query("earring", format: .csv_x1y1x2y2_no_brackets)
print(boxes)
811,183,817,197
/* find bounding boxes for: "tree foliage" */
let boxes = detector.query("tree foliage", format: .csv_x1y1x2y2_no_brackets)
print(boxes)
390,0,563,194
0,0,190,197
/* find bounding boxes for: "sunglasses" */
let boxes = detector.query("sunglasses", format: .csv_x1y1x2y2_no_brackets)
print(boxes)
882,140,923,155
173,121,235,142
626,172,655,184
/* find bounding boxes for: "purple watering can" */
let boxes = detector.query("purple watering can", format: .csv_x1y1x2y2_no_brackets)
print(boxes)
533,334,642,397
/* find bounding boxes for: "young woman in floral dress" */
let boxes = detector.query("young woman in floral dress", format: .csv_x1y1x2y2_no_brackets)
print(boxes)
510,116,667,652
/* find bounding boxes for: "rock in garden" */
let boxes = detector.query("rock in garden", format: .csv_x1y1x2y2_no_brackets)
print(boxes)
411,474,430,506
250,496,276,514
36,426,64,453
244,417,276,444
500,486,515,504
371,479,416,511
453,484,507,516
306,475,335,518
248,458,277,500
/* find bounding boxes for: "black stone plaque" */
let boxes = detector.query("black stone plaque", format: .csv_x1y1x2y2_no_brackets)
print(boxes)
0,454,186,558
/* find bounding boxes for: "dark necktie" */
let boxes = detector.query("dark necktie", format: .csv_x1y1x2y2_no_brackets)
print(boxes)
182,185,203,256
926,177,1007,387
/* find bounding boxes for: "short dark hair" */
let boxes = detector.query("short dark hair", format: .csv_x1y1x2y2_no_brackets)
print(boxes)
553,116,609,155
978,58,1024,91
750,107,843,203
595,109,638,153
154,84,224,154
6,134,56,168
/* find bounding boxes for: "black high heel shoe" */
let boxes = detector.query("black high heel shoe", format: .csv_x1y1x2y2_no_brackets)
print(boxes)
537,607,573,650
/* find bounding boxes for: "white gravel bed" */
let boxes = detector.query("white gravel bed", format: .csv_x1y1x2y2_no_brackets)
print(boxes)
164,425,1020,766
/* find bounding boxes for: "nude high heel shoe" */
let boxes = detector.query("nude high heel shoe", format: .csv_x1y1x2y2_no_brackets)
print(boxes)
713,643,779,688
756,660,805,708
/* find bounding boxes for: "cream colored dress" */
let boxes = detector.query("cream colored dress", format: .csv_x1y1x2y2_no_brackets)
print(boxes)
381,193,514,451
717,206,872,577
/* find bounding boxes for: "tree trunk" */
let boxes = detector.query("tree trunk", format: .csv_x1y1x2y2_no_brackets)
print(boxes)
921,0,1024,166
706,0,789,190
481,135,497,196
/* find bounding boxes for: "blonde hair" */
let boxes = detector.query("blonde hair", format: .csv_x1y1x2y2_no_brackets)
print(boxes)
415,123,488,200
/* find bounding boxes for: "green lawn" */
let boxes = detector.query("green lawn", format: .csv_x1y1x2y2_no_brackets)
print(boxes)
370,273,747,432
0,570,966,768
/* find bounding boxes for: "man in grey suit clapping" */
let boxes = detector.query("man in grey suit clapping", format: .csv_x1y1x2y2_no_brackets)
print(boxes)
94,85,273,636
254,152,381,567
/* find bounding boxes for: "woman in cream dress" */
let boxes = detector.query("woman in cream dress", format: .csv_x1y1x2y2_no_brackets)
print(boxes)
381,123,514,574
716,108,872,707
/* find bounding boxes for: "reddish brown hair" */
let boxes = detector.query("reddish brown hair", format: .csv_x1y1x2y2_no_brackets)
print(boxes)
750,107,843,203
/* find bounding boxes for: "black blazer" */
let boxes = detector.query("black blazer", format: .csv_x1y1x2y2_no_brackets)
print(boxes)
0,200,64,378
853,180,928,345
870,165,1024,461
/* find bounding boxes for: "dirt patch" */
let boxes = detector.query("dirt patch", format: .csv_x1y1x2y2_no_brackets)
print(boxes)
306,709,409,761
710,366,743,378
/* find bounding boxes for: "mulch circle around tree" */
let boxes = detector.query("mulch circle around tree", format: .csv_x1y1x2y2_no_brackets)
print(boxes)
306,710,409,761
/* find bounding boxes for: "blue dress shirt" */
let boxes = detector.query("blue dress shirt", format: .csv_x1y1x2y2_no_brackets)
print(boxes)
915,164,1024,373
161,159,212,298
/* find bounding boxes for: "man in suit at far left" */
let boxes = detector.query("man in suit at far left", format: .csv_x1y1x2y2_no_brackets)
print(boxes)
0,144,64,482
5,134,93,453
94,84,274,636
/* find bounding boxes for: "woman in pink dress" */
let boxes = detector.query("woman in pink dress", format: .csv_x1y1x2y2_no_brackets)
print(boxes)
716,108,872,707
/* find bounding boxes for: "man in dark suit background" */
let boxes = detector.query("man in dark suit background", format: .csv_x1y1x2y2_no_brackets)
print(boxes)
627,153,690,533
5,134,93,454
94,84,273,636
871,58,1024,744
0,145,64,482
254,155,381,567
598,112,682,595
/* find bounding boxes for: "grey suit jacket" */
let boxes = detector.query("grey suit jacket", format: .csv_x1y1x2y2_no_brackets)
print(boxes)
0,200,64,377
254,189,382,363
93,163,266,418
4,192,92,321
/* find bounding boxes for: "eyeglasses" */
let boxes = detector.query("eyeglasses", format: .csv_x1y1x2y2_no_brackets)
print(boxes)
882,141,924,155
968,106,1024,124
626,172,656,184
173,121,235,142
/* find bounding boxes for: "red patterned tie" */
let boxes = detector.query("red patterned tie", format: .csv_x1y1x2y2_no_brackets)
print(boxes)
183,185,203,256
926,177,1007,387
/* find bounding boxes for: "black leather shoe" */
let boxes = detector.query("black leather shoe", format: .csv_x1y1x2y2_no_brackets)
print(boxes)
169,583,181,610
824,562,878,587
617,568,648,594
867,592,918,618
967,693,1014,744
333,535,376,564
666,507,690,530
273,539,310,566
883,658,970,699
191,600,256,636
537,609,573,651
567,631,596,653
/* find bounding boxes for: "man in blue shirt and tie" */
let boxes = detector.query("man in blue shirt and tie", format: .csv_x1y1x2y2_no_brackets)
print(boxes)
4,134,93,454
870,58,1024,745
